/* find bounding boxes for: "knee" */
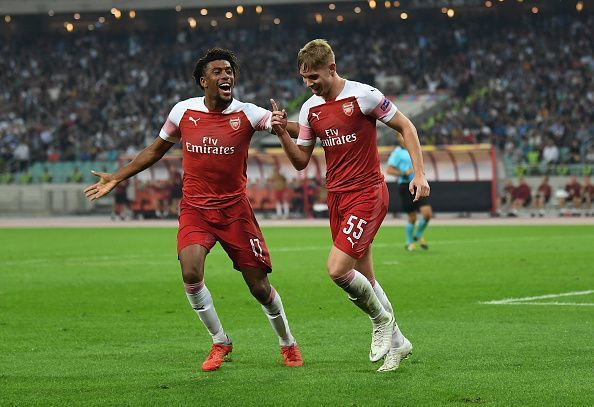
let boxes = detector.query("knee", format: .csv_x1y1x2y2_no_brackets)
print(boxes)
248,281,271,304
179,260,202,284
327,261,348,282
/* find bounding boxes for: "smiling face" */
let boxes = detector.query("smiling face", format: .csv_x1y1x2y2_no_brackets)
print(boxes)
299,63,336,99
200,59,234,104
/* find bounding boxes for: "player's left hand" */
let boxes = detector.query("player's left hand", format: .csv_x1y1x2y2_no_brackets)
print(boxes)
409,175,430,202
270,99,288,135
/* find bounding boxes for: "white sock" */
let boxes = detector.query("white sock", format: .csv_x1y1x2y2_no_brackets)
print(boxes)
332,270,389,322
370,278,405,348
371,279,393,316
185,283,229,344
261,288,295,347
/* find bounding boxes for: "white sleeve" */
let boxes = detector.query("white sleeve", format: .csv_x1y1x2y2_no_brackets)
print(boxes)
357,86,398,124
296,104,316,146
159,102,185,143
244,103,273,133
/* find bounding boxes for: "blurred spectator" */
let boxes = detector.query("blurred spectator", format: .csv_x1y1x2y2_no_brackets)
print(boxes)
13,141,30,172
509,177,531,217
0,172,14,184
542,139,559,167
496,179,515,216
18,170,33,185
582,176,594,217
112,179,131,221
559,175,582,215
168,169,183,218
531,176,551,217
312,180,328,218
39,166,54,183
67,166,83,183
270,168,290,219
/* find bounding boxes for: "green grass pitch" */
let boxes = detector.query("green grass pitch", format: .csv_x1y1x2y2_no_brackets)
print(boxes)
1,225,593,406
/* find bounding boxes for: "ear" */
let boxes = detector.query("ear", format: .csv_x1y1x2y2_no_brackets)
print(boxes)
199,76,207,88
329,63,337,75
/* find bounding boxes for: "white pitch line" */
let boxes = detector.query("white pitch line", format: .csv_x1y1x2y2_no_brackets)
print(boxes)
481,290,594,305
486,302,594,307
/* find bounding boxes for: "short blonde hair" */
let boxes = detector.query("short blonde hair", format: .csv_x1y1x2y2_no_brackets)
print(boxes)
297,39,335,71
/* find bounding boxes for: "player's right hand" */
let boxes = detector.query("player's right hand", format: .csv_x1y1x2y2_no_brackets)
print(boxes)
270,98,288,135
84,171,119,201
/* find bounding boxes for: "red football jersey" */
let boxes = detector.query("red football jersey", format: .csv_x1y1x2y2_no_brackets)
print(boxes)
297,80,398,193
159,98,272,208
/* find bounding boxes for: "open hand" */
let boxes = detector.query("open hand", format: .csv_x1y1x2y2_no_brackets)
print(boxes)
83,171,119,201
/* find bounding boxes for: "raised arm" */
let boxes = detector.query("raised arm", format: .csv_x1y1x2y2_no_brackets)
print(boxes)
270,99,314,171
385,111,430,201
84,137,174,201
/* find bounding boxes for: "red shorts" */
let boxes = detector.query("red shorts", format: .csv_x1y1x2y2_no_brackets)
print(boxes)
328,182,389,259
177,196,272,273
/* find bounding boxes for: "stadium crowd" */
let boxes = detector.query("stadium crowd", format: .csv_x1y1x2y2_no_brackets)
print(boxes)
0,13,592,177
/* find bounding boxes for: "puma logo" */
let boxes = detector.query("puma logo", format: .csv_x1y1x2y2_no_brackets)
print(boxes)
347,236,356,248
311,112,321,121
189,116,200,126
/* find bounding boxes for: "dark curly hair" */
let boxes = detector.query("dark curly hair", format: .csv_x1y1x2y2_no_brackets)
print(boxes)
192,48,240,90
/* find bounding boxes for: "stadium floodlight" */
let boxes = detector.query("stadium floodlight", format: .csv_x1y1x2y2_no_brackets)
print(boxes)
576,2,584,12
201,8,208,16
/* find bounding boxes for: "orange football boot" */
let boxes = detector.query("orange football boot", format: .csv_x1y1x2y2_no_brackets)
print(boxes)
201,343,233,372
281,344,303,367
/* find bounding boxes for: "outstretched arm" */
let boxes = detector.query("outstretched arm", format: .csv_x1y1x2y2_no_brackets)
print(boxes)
385,111,430,201
270,99,314,171
84,137,174,201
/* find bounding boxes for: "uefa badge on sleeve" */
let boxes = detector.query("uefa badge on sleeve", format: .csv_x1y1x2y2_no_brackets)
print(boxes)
342,102,354,117
229,117,241,130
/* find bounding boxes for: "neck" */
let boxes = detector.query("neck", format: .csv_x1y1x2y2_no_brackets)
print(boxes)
324,76,346,101
204,94,232,112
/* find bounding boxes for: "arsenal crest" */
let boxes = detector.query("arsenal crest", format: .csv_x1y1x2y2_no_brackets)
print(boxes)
342,102,354,116
229,117,241,130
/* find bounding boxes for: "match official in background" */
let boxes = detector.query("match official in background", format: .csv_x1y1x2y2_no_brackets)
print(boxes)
387,133,432,251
